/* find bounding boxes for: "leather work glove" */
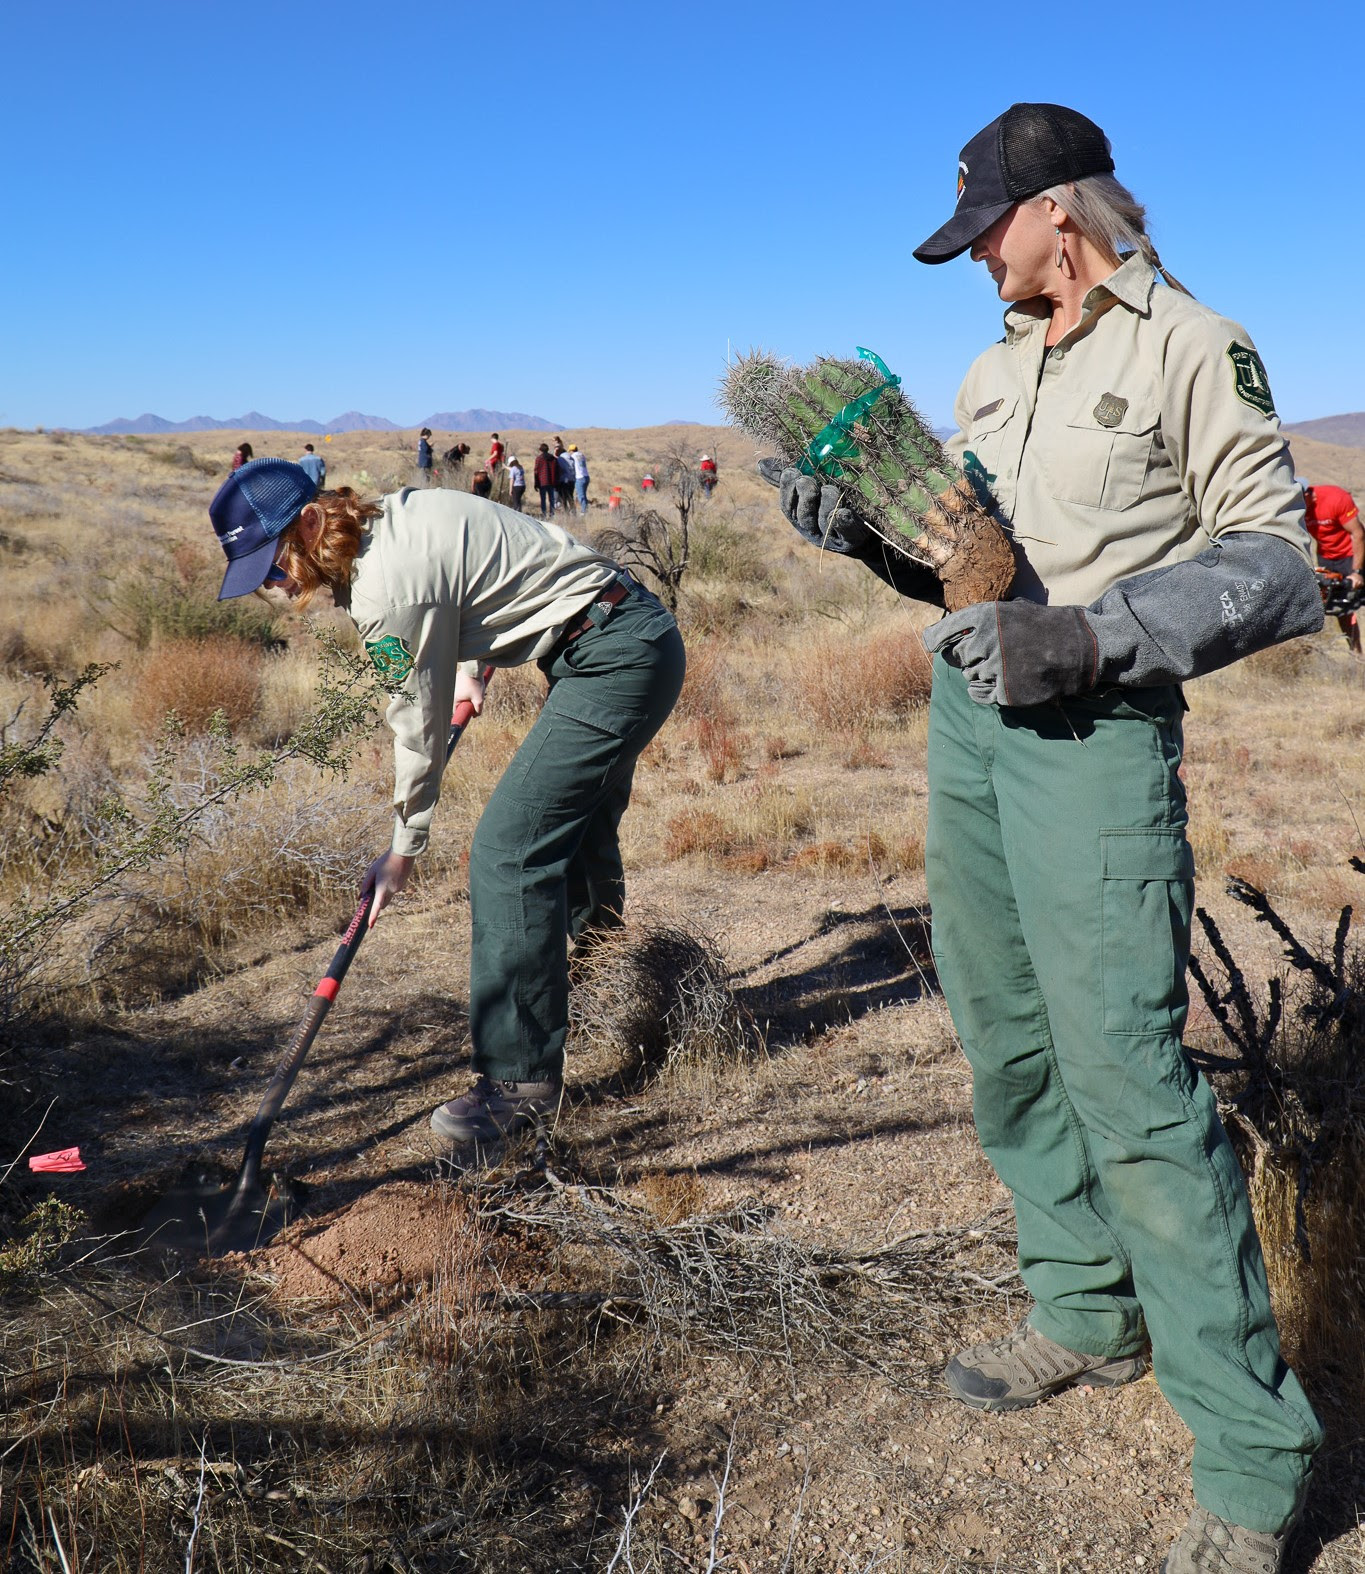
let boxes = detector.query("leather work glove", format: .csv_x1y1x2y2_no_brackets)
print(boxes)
923,600,1098,707
758,458,945,607
757,456,875,553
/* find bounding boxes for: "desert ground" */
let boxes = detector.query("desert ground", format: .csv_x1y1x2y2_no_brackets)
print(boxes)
1,422,1362,1572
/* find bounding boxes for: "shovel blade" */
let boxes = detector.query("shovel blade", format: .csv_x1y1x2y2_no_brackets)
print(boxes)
138,1166,300,1257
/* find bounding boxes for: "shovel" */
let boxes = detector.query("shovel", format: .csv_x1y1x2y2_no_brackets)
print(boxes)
140,668,493,1256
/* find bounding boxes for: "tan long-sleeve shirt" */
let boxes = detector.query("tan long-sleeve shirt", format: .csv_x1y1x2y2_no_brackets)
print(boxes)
947,254,1311,608
347,488,619,856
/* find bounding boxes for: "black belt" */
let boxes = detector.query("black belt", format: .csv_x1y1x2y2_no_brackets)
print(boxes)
552,580,631,651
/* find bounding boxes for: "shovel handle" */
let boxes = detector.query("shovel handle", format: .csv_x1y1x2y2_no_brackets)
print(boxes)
234,666,495,1193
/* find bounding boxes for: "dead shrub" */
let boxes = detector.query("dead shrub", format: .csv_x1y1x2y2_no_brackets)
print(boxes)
133,636,263,734
1187,875,1365,1413
692,714,746,783
801,625,932,733
569,913,755,1075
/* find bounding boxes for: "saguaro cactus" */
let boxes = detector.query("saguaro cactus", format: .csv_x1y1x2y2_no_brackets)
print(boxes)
721,347,1015,611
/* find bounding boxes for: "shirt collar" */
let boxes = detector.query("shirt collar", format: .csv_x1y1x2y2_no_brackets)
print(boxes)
1003,252,1158,345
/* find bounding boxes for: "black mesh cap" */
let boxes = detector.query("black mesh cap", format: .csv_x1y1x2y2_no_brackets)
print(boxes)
914,102,1114,264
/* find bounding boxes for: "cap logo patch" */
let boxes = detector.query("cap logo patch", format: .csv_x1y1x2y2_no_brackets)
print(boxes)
1093,393,1128,428
956,160,968,204
365,634,416,687
1226,343,1276,417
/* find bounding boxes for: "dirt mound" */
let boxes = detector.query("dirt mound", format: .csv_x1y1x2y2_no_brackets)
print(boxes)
254,1181,475,1304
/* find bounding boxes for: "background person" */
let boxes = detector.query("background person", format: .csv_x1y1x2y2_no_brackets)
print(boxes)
507,454,526,512
554,439,575,515
230,442,253,472
209,458,685,1145
1300,478,1364,654
699,453,718,496
488,432,504,473
297,442,326,489
415,429,434,487
769,102,1322,1574
533,442,557,517
569,443,590,515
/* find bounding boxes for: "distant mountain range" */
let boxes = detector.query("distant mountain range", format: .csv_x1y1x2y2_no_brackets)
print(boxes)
82,408,562,436
1282,412,1365,450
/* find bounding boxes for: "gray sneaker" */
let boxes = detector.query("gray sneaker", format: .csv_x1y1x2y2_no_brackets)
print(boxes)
429,1077,562,1143
1162,1506,1294,1573
945,1320,1148,1412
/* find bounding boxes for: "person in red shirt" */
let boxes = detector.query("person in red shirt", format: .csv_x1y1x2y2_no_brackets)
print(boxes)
1302,480,1364,654
488,432,505,473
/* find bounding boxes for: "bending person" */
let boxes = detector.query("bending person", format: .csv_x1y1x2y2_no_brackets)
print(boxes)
210,458,685,1144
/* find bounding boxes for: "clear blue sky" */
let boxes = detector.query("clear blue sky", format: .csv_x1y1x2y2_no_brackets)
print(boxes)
6,0,1361,433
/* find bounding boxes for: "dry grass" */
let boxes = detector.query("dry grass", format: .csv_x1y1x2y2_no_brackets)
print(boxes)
800,624,933,734
132,635,264,734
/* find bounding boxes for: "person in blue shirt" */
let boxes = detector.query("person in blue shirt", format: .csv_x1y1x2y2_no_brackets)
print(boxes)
297,443,326,489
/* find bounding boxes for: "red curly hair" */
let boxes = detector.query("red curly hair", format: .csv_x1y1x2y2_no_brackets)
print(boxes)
275,487,383,608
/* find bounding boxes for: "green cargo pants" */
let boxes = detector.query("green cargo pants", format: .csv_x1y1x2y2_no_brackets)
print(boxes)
925,657,1321,1534
467,581,684,1085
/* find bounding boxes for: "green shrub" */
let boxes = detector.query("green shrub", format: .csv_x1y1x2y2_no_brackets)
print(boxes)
106,568,285,651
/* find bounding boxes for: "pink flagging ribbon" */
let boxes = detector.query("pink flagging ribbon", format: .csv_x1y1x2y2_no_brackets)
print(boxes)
28,1147,86,1173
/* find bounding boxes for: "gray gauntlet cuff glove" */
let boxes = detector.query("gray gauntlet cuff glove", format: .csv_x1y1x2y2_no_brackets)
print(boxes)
923,600,1099,707
758,458,945,608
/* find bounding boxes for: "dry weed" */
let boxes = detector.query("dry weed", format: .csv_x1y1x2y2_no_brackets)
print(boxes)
569,912,756,1074
482,1174,1019,1371
133,635,263,734
799,624,932,735
691,713,747,783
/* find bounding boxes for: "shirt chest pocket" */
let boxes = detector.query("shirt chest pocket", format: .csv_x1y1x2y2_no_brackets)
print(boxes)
1042,391,1160,512
960,394,1019,501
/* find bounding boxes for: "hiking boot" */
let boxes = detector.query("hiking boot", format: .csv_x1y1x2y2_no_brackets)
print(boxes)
1162,1506,1295,1573
429,1077,562,1144
945,1320,1148,1412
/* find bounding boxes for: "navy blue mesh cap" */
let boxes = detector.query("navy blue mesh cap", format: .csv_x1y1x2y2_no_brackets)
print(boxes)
914,103,1115,264
210,458,319,599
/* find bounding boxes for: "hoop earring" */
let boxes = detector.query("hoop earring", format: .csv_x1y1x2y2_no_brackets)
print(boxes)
1054,227,1065,269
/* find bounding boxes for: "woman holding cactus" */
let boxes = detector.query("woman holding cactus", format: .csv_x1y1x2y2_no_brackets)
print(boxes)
765,104,1322,1573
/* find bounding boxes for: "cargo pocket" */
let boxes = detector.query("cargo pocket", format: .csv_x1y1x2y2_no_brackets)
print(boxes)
1043,392,1159,511
1100,828,1195,1036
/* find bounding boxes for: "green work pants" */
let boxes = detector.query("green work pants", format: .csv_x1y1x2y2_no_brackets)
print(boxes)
467,583,684,1084
925,657,1321,1534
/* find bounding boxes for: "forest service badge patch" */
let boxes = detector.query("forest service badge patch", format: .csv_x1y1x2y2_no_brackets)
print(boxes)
1227,343,1276,417
365,634,415,686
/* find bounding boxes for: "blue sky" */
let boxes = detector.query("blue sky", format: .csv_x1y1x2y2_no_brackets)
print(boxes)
6,0,1362,433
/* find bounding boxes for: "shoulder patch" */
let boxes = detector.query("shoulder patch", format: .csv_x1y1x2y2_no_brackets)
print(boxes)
1226,343,1276,417
365,633,415,686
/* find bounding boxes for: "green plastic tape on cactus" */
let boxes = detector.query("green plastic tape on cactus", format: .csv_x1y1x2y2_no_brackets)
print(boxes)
799,348,902,480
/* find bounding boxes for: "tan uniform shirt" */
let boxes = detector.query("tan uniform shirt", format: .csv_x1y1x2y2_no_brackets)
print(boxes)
946,254,1311,607
347,488,619,856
